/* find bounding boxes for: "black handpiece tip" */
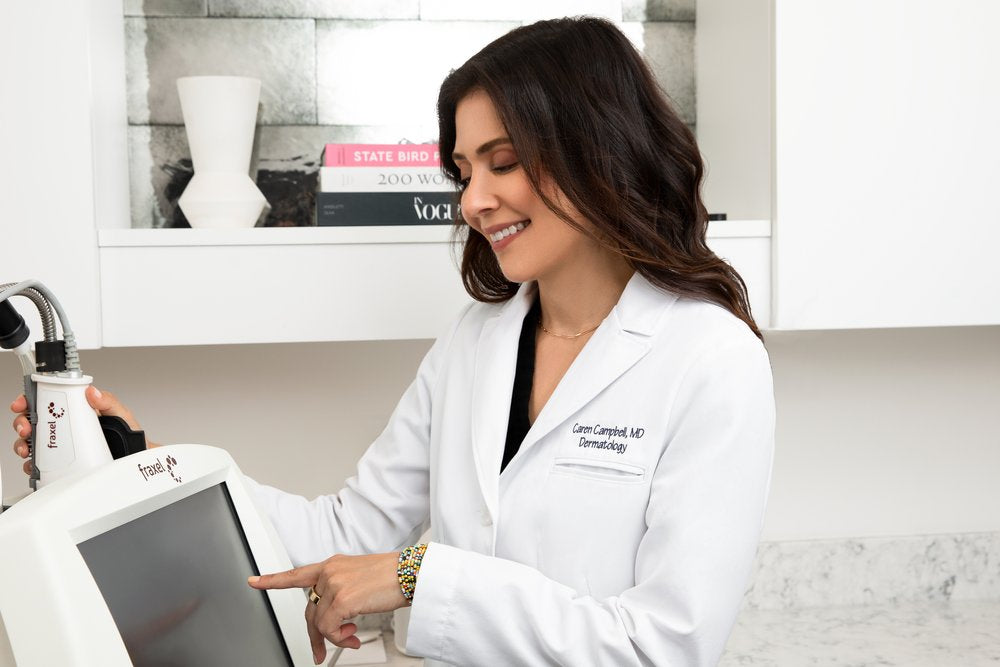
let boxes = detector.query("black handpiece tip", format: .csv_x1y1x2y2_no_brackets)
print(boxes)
0,299,30,350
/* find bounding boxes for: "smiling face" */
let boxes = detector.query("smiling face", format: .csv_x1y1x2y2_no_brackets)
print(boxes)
452,90,598,285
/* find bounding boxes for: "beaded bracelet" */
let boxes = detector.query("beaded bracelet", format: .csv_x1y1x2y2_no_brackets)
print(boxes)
397,543,428,604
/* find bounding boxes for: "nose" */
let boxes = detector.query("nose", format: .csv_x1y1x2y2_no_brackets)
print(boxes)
460,172,499,225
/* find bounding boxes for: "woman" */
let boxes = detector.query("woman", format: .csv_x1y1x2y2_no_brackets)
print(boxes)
11,16,773,666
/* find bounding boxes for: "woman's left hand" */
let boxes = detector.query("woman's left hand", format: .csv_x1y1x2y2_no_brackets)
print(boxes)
248,552,407,664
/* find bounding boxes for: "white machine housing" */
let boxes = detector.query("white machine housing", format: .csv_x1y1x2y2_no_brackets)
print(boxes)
0,444,313,666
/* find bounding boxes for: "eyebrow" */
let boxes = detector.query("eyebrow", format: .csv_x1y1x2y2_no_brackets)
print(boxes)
451,137,513,161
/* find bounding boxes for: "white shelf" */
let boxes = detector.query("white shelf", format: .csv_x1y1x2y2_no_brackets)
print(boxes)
98,239,472,347
98,219,770,248
96,220,772,347
98,225,457,247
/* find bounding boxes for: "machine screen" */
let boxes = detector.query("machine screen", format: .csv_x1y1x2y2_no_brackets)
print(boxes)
77,483,293,666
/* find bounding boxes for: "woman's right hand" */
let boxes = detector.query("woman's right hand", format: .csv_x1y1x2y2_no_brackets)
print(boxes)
10,386,153,475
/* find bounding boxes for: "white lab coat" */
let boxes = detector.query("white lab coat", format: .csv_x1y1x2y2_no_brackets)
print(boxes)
248,272,775,666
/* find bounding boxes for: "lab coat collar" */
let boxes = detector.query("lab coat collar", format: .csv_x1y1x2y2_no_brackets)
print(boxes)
470,273,676,528
612,271,679,337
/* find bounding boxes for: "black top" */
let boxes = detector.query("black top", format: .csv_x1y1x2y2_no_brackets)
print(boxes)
500,298,541,473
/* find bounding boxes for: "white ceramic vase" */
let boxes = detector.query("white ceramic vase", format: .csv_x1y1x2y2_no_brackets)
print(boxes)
177,76,268,229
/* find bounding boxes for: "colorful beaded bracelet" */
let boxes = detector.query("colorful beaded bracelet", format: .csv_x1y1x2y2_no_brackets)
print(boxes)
397,543,428,604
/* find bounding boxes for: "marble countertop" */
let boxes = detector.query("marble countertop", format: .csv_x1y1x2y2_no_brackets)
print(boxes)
721,599,1000,666
337,599,1000,666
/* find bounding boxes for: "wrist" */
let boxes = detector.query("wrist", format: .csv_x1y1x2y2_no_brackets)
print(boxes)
396,543,428,604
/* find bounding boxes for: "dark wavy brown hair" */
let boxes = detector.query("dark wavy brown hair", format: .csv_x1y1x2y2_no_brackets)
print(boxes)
437,16,761,339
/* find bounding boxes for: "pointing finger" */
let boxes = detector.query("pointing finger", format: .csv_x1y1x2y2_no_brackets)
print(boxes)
248,563,323,590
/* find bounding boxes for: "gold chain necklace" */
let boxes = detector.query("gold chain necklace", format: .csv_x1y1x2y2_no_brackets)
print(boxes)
537,321,600,339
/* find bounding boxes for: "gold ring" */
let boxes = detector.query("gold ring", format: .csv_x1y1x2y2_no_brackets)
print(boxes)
308,586,321,605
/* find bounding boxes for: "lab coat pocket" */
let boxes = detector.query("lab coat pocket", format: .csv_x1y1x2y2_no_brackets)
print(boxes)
551,456,646,484
538,456,649,597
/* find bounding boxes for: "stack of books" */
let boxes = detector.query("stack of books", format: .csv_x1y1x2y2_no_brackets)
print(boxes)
316,143,458,226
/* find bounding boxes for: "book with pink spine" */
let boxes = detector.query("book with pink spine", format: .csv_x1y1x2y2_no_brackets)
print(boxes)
321,143,442,167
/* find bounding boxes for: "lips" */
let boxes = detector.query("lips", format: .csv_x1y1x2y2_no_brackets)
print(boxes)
487,221,530,243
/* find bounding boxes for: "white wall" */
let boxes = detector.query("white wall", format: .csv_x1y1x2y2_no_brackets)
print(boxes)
4,326,999,542
763,326,1000,541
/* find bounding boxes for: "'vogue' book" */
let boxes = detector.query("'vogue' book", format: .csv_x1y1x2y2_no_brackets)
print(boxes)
315,191,458,226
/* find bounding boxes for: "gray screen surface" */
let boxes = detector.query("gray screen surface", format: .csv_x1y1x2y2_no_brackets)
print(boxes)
78,483,294,666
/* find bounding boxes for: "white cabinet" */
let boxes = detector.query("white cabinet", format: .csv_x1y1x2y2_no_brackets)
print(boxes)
699,0,1000,330
0,0,130,349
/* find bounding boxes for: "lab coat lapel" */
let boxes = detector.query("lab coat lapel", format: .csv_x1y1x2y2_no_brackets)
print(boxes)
516,273,675,462
469,282,536,523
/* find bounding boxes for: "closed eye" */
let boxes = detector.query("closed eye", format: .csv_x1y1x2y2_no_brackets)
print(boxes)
492,162,519,174
457,161,519,190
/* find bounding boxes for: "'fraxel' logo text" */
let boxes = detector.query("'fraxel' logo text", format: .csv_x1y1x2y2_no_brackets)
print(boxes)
137,454,182,484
